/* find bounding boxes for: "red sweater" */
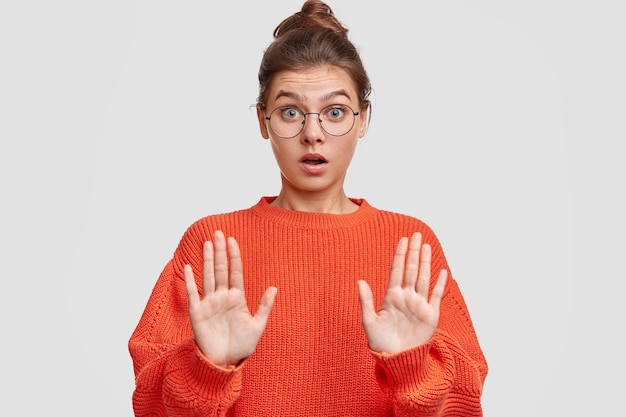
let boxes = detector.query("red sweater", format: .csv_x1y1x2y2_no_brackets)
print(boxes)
129,197,488,416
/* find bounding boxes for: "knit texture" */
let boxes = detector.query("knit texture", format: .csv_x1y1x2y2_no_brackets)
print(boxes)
129,197,488,416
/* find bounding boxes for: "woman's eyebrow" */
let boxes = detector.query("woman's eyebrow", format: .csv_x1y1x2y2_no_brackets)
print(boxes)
322,89,352,101
274,90,306,102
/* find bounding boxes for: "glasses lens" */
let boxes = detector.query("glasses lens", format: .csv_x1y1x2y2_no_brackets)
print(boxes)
268,105,357,138
268,107,304,138
319,104,356,136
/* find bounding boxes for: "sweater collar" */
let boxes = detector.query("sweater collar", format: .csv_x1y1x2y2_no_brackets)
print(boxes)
250,196,378,229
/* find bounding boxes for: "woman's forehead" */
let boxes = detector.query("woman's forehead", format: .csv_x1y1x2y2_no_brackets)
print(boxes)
268,66,358,103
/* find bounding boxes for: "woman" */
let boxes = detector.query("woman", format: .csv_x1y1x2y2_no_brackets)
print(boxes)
129,1,488,415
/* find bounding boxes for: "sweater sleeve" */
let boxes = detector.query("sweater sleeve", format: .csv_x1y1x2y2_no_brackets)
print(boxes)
128,257,243,416
371,276,488,417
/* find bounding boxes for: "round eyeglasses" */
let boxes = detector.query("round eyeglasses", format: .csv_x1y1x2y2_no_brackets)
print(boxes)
265,104,360,139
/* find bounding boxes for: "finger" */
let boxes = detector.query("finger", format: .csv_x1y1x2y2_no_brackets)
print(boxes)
388,237,409,289
202,240,215,293
253,286,278,324
184,264,201,308
403,232,422,289
416,242,432,296
429,269,448,312
212,230,229,290
357,280,376,322
227,236,244,290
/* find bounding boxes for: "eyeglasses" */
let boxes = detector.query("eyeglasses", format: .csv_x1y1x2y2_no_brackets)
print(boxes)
265,104,360,139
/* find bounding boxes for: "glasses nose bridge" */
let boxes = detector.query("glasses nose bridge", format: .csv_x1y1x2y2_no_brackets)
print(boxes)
302,111,323,127
299,111,325,138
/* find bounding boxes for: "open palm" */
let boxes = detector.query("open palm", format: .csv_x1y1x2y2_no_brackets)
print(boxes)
184,230,277,367
357,232,448,354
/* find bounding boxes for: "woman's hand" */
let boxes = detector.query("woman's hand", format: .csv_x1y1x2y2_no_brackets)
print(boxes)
357,232,448,354
184,230,277,368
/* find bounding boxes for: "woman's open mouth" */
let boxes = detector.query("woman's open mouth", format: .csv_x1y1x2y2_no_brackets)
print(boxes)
300,154,328,174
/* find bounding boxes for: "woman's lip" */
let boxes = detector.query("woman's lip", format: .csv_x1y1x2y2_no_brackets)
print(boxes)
300,153,326,163
299,153,327,174
300,160,327,175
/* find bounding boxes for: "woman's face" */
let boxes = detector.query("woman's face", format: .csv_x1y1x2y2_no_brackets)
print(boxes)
257,65,368,196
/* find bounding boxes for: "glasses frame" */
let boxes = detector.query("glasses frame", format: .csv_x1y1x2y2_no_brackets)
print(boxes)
264,104,360,139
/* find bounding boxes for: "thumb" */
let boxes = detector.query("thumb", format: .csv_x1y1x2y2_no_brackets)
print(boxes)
357,280,375,320
254,286,278,322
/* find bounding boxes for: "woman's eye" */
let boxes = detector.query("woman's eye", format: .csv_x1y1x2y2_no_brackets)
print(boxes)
281,107,301,120
325,106,346,120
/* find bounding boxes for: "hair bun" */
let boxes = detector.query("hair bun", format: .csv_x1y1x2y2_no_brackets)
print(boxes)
273,0,348,38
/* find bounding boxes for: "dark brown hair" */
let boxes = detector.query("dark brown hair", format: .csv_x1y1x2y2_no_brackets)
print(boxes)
257,0,371,111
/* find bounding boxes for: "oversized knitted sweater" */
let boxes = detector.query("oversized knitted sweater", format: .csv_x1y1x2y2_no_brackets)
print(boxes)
129,196,488,416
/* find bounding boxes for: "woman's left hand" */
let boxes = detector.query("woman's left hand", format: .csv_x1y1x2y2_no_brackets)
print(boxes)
357,232,448,354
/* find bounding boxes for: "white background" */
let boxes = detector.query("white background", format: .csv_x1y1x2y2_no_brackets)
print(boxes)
1,1,624,415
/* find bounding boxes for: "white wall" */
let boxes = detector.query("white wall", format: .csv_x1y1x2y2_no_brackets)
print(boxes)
1,1,624,415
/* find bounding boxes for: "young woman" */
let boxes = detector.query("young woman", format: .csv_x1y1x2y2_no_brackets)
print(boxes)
129,1,488,415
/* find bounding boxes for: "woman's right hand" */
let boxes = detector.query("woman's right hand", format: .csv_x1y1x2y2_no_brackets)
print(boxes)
184,230,277,368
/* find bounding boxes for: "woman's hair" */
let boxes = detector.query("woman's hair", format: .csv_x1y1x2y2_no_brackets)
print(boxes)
256,0,371,111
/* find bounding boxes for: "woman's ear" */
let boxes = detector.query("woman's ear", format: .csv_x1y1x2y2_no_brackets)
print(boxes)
256,105,270,139
358,101,370,138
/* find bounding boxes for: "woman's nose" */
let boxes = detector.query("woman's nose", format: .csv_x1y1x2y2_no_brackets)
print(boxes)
300,113,325,144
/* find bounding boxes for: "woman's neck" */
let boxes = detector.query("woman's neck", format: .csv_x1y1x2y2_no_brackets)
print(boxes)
270,191,359,214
